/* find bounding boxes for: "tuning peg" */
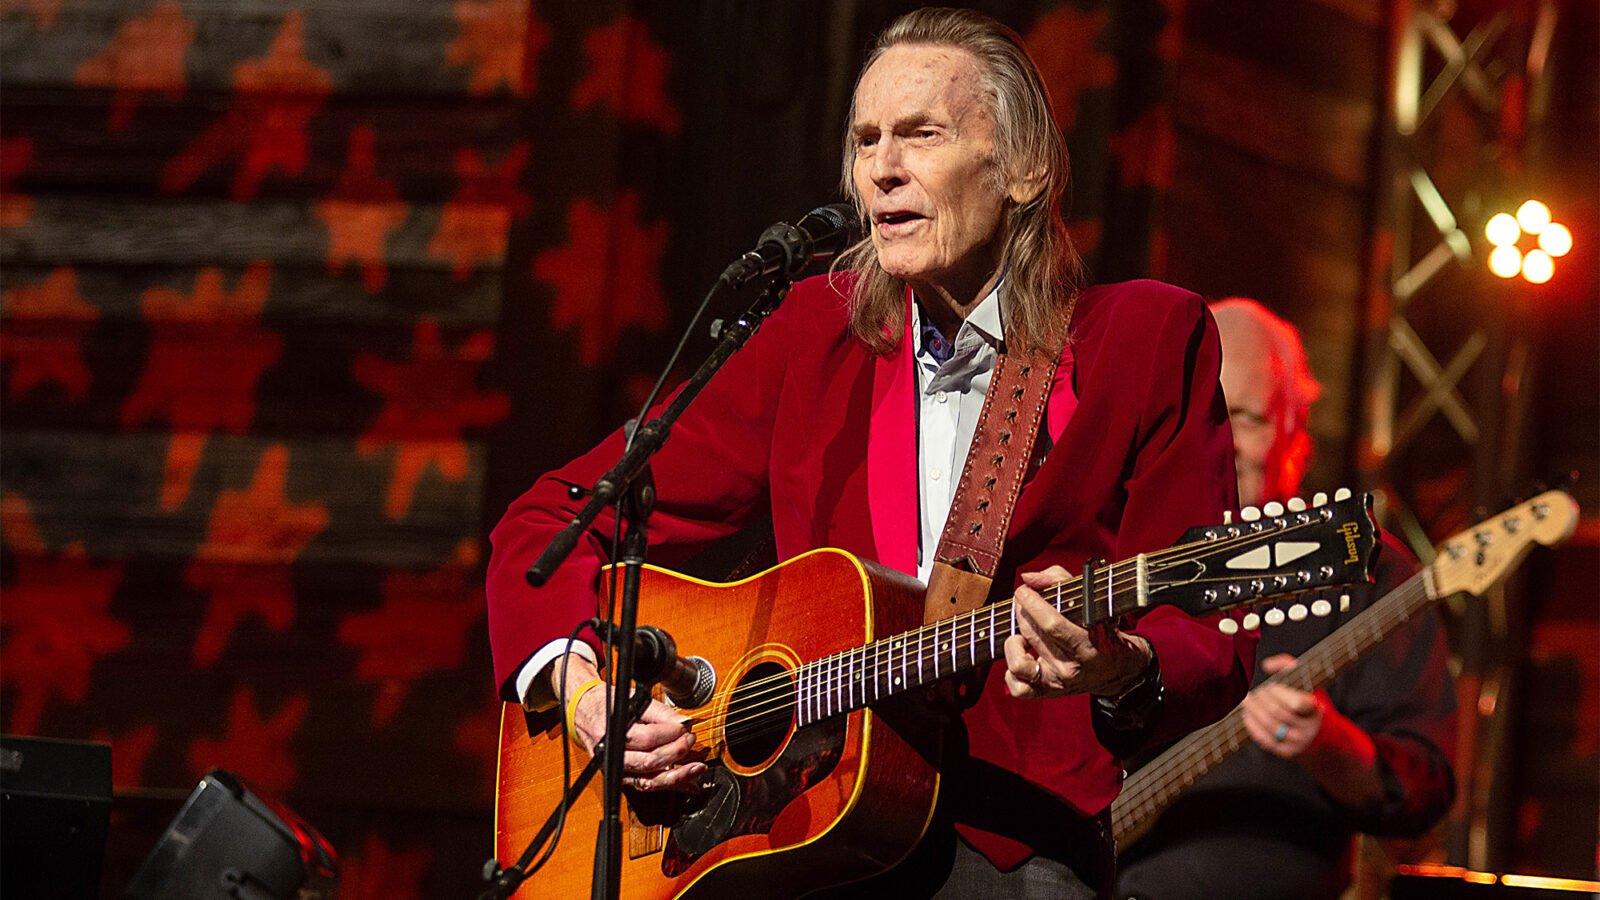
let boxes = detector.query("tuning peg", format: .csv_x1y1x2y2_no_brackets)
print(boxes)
1240,506,1262,522
1312,491,1329,507
1263,607,1286,626
1311,599,1332,617
1263,501,1285,517
1223,510,1233,524
1242,612,1261,630
1287,497,1307,512
1288,603,1308,621
1334,487,1353,502
1218,618,1239,635
1339,593,1351,612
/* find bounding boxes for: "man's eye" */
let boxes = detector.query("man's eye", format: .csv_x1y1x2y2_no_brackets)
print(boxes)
1230,410,1270,429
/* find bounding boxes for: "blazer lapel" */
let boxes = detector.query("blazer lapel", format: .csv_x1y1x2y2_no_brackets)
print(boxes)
868,293,919,577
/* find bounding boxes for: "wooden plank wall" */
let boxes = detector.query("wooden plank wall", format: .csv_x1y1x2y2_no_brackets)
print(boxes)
2,1,524,893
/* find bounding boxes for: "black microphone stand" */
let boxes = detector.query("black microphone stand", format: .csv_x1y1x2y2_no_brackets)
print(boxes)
520,268,797,900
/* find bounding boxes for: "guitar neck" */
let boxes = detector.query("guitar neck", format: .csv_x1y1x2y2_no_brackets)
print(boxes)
792,565,1121,727
1111,566,1437,846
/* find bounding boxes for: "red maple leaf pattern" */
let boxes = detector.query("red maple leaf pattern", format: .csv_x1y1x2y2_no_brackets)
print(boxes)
572,16,682,135
424,143,530,281
1,267,98,402
185,444,326,664
1,135,35,229
315,126,408,293
1108,103,1175,190
93,723,159,788
187,687,308,793
451,699,502,801
1024,6,1116,132
73,1,195,131
160,11,332,200
186,562,297,668
352,321,509,519
446,0,544,96
338,567,484,726
1,546,130,735
338,832,433,900
532,190,671,367
120,263,282,510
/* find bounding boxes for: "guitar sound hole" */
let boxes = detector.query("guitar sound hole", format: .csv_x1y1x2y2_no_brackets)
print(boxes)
724,661,795,768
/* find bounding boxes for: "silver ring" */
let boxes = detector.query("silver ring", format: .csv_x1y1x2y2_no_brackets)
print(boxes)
1273,722,1289,742
1028,660,1044,687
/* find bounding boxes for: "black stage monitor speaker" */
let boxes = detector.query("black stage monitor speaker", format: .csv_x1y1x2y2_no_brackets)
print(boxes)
0,734,113,900
126,769,337,900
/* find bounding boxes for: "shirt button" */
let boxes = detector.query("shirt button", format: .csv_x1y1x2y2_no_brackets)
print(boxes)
931,468,945,481
935,391,948,403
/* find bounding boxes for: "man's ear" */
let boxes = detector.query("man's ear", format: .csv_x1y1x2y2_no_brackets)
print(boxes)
1008,167,1047,205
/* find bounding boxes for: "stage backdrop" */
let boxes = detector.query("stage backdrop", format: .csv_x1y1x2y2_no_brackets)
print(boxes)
4,0,1594,896
0,1,1184,895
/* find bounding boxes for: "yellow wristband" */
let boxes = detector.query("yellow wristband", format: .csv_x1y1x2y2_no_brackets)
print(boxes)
564,678,606,744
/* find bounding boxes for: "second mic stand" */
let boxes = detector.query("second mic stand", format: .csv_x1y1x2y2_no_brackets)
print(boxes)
523,275,795,900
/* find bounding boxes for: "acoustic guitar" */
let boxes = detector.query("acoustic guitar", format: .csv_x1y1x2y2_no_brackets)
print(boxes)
496,491,1379,899
1111,490,1580,848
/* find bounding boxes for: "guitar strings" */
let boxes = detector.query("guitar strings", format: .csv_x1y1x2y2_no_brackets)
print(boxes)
686,516,1357,746
689,516,1351,744
500,514,1375,798
1110,572,1436,833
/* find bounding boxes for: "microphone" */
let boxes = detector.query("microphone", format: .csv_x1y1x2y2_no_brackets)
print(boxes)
718,203,860,287
589,620,717,709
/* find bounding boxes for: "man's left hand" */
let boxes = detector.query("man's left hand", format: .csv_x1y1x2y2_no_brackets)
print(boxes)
1002,566,1152,698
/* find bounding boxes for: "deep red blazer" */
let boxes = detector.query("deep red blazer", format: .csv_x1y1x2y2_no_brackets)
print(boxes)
487,275,1255,867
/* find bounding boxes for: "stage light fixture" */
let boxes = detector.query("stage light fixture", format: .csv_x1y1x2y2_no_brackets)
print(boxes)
1485,200,1570,283
1521,249,1553,284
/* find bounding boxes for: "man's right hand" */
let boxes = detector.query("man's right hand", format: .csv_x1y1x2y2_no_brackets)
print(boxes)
551,654,708,793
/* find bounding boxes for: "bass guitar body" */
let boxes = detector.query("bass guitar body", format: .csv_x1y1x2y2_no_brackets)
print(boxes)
494,549,938,899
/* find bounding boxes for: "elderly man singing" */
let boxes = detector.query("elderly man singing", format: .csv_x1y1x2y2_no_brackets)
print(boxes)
489,8,1253,897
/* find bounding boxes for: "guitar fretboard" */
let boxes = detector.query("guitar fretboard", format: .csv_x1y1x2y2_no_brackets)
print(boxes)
788,565,1120,727
1110,566,1438,845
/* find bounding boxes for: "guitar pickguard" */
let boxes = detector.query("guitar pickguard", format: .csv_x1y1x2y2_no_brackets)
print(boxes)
660,715,847,876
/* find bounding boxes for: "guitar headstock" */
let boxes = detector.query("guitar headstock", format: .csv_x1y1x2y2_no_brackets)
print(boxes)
1146,489,1378,627
1430,490,1579,598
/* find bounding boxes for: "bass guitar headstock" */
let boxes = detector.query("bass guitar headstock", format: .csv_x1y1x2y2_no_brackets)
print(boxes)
1430,490,1579,598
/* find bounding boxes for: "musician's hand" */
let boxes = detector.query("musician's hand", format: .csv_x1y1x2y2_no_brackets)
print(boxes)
555,655,708,794
1241,654,1325,758
1002,567,1151,698
1242,654,1384,809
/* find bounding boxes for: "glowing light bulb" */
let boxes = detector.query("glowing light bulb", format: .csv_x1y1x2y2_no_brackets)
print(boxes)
1539,222,1572,257
1522,249,1553,284
1486,212,1521,246
1489,244,1522,278
1517,200,1551,233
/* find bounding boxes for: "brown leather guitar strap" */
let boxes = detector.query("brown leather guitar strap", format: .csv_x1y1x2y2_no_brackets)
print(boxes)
923,351,1059,624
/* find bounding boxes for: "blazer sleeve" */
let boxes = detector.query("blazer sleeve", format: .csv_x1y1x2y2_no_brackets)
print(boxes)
485,285,808,698
1114,288,1257,747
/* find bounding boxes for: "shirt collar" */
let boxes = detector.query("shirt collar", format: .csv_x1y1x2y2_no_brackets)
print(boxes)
911,279,1007,353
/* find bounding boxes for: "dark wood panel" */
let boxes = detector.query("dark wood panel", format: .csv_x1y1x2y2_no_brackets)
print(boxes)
1,430,487,568
1,317,509,436
2,263,502,326
1173,43,1376,189
1,0,528,98
1,196,510,271
1163,130,1367,489
0,93,521,200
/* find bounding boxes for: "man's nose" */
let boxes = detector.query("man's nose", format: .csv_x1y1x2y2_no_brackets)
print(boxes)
870,137,907,190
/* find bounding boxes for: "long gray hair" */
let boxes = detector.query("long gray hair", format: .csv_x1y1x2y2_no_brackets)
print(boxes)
835,7,1082,357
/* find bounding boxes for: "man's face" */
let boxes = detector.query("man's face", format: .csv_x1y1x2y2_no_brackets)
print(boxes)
1216,320,1286,508
851,44,1012,302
